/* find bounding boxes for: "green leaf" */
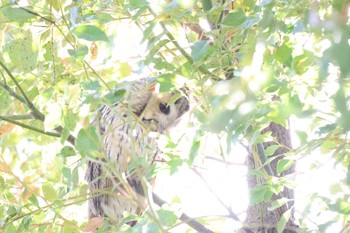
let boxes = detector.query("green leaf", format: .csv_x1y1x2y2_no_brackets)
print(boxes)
221,8,246,27
328,200,350,214
86,12,115,24
168,158,183,175
142,21,156,43
318,123,337,135
83,81,102,90
191,40,210,62
158,73,176,92
42,183,57,202
2,34,38,72
277,209,291,233
28,194,40,208
295,130,308,144
292,52,314,75
188,140,200,164
275,44,292,65
19,216,32,231
145,223,161,233
7,205,18,217
0,176,5,192
60,146,76,157
180,61,194,78
265,145,280,156
148,39,169,57
157,209,178,227
27,86,39,101
0,88,11,112
62,167,71,180
243,0,255,9
72,25,109,42
276,159,294,175
0,7,35,26
63,109,76,131
76,125,101,156
265,85,280,93
48,0,60,11
118,62,133,77
251,185,273,204
68,46,88,60
268,197,290,211
60,127,71,144
104,89,126,105
129,0,149,10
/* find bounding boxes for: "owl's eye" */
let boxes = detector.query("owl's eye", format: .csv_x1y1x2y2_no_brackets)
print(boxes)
159,103,170,114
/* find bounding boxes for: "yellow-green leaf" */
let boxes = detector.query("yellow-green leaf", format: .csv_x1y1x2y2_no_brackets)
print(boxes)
42,183,57,202
72,25,109,42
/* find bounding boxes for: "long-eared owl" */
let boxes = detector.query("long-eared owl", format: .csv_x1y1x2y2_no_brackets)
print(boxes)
86,78,189,222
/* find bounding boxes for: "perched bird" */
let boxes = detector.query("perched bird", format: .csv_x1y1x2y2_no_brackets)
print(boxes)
86,78,189,223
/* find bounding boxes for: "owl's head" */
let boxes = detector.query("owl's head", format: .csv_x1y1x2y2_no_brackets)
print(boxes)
128,79,189,133
141,92,189,132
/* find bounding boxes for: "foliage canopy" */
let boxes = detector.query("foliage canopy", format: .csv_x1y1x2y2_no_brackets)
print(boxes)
0,0,349,232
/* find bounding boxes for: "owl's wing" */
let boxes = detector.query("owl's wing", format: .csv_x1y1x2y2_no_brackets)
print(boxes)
86,160,105,218
86,105,113,218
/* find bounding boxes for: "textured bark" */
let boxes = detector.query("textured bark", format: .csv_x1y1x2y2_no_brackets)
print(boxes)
240,122,298,233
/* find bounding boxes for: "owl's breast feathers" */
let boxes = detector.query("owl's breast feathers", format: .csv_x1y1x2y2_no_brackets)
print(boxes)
86,102,157,220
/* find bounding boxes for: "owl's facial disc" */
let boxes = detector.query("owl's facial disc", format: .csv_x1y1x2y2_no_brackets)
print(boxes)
142,118,160,132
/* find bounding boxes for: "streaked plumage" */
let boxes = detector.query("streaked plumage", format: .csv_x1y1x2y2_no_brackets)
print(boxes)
86,78,189,222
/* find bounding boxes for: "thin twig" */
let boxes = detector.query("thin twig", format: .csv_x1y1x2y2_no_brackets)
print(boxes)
205,156,245,166
84,61,112,92
147,7,216,77
192,168,240,221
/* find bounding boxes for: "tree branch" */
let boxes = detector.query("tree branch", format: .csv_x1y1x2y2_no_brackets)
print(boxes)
0,61,45,121
0,81,26,104
0,62,76,145
151,192,215,233
1,114,34,120
0,115,61,138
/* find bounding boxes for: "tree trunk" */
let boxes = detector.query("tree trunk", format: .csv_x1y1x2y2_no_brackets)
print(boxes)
240,122,299,233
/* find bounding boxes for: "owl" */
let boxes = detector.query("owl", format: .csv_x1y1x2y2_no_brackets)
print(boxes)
86,78,189,223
